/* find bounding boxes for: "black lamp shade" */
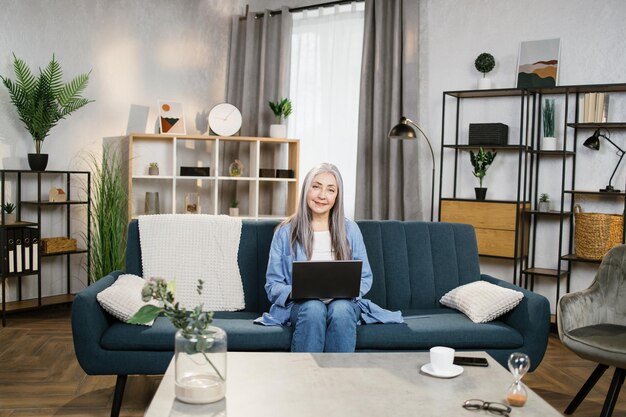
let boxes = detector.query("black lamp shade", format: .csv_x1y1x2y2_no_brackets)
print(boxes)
388,118,417,140
583,130,601,150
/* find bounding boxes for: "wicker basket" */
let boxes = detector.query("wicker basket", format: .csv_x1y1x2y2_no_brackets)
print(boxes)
41,237,77,254
574,204,624,260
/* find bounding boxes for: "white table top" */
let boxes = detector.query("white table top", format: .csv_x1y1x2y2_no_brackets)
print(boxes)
144,351,561,417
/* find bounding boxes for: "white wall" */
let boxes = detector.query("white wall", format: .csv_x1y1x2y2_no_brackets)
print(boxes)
420,0,626,312
0,0,243,300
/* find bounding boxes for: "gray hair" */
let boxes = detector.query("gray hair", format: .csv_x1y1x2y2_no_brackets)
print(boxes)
283,163,351,260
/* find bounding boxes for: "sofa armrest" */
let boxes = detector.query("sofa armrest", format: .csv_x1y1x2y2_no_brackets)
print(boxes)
481,274,550,370
557,282,602,335
71,271,123,375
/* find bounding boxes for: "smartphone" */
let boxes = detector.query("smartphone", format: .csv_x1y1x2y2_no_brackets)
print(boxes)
453,356,489,367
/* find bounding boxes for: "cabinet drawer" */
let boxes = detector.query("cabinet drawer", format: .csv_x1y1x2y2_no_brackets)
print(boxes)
440,200,522,230
475,229,519,258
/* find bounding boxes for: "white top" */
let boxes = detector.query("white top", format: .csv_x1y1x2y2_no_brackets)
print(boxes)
312,231,335,303
312,231,335,261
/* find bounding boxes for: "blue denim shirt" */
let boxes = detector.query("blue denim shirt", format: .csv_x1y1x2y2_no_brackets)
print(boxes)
255,219,403,326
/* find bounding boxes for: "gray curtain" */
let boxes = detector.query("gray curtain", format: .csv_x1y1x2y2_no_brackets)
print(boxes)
224,8,292,216
355,0,420,220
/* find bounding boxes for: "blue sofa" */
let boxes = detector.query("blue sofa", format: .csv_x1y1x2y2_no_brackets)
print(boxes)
72,219,550,416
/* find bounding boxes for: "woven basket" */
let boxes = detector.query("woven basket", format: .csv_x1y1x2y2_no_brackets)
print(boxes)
574,204,624,260
41,237,77,254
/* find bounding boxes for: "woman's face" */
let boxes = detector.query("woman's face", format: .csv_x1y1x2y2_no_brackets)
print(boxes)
307,172,338,219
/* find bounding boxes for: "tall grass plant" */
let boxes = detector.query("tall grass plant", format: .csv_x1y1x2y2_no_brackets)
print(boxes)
85,144,127,283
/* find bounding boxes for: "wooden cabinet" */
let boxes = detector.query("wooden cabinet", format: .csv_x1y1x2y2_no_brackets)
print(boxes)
0,170,90,326
441,199,529,258
105,134,300,219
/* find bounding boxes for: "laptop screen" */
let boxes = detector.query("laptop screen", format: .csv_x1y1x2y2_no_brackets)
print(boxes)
291,260,362,299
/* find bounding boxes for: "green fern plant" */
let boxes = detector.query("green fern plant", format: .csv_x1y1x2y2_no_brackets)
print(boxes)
268,98,293,123
1,53,93,153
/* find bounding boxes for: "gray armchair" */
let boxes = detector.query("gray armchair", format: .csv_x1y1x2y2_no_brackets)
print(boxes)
557,244,626,417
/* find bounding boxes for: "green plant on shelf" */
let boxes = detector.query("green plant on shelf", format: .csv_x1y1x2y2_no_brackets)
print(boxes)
539,193,550,203
231,199,239,209
149,162,159,169
268,97,293,124
2,202,15,214
474,52,495,78
543,99,555,138
470,147,497,188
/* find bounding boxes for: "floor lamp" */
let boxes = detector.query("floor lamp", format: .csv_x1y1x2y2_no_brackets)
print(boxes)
388,117,435,221
583,128,625,192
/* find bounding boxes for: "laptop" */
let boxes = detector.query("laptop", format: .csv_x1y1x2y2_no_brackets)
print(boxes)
291,260,362,299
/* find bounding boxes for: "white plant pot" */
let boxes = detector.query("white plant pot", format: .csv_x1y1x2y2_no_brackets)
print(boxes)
3,213,16,224
269,124,287,138
542,136,557,151
229,207,239,217
477,78,492,90
538,201,550,212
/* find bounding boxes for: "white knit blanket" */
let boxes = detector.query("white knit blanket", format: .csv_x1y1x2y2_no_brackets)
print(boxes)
138,214,245,311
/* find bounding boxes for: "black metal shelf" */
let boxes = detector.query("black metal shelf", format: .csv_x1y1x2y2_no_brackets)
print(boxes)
522,268,569,278
0,221,38,228
21,200,89,205
561,254,602,264
442,144,530,151
529,150,576,156
444,88,528,98
524,210,573,216
567,122,626,129
41,248,88,257
564,190,626,197
441,197,529,204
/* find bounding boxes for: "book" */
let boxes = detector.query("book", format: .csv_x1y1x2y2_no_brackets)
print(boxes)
602,94,610,122
595,93,604,122
586,92,597,123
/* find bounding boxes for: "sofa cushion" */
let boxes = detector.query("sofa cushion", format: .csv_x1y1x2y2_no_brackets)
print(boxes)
101,312,292,352
355,309,523,350
440,281,524,323
96,274,157,325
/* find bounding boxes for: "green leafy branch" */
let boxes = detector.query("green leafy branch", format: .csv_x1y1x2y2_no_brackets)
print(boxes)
470,147,497,188
268,97,293,123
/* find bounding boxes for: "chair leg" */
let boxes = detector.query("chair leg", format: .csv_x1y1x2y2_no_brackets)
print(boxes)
565,364,609,414
111,375,128,417
600,368,625,417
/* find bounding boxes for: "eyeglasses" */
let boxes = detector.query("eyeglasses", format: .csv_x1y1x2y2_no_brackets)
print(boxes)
463,399,512,416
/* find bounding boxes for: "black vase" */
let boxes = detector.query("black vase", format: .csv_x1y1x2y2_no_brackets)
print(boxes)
27,153,48,171
475,187,487,200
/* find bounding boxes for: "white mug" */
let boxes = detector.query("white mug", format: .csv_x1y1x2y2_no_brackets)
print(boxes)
430,346,455,373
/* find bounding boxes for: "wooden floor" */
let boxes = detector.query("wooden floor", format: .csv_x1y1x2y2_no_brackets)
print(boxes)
0,308,625,417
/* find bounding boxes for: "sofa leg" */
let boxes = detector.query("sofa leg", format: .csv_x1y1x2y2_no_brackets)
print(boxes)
111,375,128,417
600,368,625,417
565,364,608,414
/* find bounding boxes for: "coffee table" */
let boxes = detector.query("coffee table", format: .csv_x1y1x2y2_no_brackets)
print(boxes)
144,352,561,417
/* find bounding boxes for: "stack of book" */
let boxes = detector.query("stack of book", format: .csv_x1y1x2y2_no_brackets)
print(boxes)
582,93,609,122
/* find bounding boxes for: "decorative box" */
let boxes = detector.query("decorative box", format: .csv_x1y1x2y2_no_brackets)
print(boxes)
468,123,509,146
259,169,276,178
276,169,295,179
41,237,77,254
180,167,210,176
49,187,67,202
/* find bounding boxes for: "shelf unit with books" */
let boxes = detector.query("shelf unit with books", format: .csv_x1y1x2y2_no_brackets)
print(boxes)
523,83,626,307
0,170,90,326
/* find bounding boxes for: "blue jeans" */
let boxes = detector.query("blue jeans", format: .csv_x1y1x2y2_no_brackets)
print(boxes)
290,299,361,352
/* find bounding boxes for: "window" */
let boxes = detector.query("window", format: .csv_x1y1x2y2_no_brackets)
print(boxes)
288,2,365,218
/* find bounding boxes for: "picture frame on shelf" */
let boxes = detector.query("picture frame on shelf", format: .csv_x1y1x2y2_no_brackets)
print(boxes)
158,100,186,134
516,38,560,88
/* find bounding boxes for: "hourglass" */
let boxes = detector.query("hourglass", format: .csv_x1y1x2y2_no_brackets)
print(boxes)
506,352,530,407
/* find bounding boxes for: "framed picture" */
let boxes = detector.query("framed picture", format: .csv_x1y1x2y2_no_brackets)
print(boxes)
158,100,186,134
516,38,560,88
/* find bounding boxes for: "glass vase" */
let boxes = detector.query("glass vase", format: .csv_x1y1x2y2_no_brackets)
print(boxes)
174,326,227,404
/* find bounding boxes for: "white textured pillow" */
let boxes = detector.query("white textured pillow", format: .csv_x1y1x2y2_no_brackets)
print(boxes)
96,274,158,326
439,281,524,323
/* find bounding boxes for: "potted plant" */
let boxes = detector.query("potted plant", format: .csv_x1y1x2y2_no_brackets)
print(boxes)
1,54,92,171
228,159,243,177
538,193,550,212
130,278,226,404
542,99,557,150
229,200,239,217
148,162,159,175
268,97,293,138
470,147,497,200
2,202,16,224
474,52,495,90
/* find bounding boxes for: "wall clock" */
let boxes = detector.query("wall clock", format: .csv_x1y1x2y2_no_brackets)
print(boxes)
208,103,242,136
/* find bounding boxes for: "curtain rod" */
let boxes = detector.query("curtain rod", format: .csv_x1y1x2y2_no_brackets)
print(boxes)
241,0,364,20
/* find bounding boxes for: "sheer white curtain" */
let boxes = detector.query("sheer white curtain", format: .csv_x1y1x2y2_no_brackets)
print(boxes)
288,2,365,219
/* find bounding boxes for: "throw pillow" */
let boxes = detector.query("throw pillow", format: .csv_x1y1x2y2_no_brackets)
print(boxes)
439,281,524,323
96,274,158,325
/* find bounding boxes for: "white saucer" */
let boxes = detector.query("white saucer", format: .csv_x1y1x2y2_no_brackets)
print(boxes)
420,363,464,378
